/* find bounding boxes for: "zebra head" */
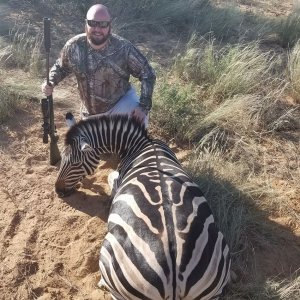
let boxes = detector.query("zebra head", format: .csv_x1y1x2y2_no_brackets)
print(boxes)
55,115,148,197
55,134,98,197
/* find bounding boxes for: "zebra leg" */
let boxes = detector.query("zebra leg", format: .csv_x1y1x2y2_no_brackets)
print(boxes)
108,171,119,196
98,278,107,289
98,278,124,300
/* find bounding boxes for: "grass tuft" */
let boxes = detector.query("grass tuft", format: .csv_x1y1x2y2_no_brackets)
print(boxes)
275,9,300,48
152,77,201,142
0,22,43,75
173,37,278,102
0,85,22,124
288,41,300,102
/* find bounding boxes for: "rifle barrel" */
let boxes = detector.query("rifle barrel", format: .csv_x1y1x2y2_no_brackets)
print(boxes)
42,17,61,165
43,18,51,85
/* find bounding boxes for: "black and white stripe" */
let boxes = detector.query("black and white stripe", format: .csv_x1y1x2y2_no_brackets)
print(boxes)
56,115,231,299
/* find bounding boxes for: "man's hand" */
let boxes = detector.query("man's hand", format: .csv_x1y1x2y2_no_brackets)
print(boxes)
41,81,54,96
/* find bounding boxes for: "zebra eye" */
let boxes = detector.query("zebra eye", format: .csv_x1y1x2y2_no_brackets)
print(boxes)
81,142,92,152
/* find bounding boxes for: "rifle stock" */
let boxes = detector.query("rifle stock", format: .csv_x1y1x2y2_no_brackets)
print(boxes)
41,17,61,166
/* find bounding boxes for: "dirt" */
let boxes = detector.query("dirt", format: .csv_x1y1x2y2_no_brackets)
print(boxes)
0,74,111,299
233,0,293,16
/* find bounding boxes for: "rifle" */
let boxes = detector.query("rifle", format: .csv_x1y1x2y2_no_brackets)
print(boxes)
41,17,61,166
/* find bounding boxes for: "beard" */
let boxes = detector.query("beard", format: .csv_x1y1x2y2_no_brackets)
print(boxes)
89,33,109,46
86,26,111,46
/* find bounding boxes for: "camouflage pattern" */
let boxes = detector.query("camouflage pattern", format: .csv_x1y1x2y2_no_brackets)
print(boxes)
49,33,156,115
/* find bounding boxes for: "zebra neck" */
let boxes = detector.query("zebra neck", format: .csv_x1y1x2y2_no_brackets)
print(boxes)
82,120,150,158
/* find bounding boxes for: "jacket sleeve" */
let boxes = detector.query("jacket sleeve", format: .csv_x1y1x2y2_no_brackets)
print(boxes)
127,45,156,111
49,42,73,86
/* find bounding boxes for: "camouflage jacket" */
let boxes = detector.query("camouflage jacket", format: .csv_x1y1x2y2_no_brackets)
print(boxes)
49,33,156,114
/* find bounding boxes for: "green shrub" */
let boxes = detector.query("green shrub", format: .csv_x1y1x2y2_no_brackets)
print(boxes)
152,78,201,142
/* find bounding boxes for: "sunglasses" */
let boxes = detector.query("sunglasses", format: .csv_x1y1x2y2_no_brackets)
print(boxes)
86,20,110,28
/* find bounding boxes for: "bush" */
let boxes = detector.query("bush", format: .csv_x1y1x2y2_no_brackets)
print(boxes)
152,78,201,142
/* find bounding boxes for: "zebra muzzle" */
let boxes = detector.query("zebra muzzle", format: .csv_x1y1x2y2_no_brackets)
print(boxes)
55,179,76,197
55,188,76,198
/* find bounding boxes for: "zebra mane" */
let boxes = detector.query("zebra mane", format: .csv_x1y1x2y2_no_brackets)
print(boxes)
64,114,148,146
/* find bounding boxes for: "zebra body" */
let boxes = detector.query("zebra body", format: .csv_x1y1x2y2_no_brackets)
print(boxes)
55,115,231,300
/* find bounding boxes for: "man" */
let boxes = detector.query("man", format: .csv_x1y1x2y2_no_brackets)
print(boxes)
42,4,156,124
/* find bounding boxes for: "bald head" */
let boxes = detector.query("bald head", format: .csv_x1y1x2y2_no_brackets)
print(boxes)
85,4,112,49
86,4,111,21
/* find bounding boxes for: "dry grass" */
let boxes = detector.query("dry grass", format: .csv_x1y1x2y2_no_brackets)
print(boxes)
274,9,300,48
187,133,299,299
288,40,300,102
0,21,43,75
0,69,40,124
173,37,281,101
0,85,22,124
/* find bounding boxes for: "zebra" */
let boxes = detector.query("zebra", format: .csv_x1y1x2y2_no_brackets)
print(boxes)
55,115,231,300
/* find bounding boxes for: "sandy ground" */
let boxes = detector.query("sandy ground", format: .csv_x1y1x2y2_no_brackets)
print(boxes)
0,77,117,299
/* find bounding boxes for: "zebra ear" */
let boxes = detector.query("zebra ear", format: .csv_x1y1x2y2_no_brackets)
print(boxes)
80,141,92,152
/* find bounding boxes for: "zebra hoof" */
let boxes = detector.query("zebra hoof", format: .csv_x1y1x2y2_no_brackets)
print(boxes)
98,278,108,291
108,171,119,193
